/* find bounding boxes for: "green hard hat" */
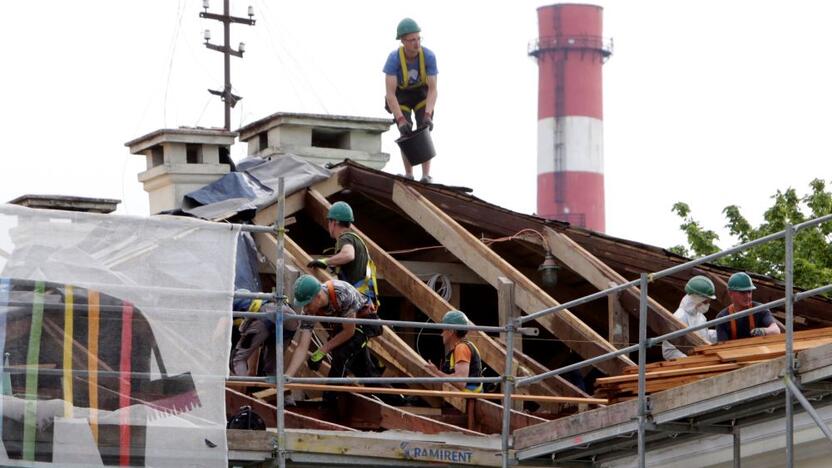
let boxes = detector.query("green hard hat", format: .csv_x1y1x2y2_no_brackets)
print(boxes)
327,201,354,223
685,275,716,299
396,18,421,39
727,272,756,292
442,310,468,326
293,274,322,307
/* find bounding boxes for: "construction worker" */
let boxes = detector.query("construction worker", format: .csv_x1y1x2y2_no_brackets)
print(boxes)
230,299,313,377
384,17,438,183
307,201,379,308
662,276,719,360
425,310,483,392
715,272,780,342
291,274,381,402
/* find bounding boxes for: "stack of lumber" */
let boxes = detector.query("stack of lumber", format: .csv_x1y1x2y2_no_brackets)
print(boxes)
594,327,832,403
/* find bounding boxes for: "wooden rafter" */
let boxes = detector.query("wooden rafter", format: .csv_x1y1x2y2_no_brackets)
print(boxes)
544,228,707,350
304,189,588,401
390,181,632,375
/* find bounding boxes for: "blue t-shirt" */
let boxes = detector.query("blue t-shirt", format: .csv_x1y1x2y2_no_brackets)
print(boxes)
383,47,438,87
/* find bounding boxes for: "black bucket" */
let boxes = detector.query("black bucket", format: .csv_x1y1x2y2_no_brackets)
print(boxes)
395,127,436,166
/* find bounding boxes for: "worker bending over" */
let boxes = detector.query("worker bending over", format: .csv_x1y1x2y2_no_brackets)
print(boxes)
715,272,780,342
290,275,381,403
383,17,438,183
662,276,718,360
307,201,379,309
426,310,483,392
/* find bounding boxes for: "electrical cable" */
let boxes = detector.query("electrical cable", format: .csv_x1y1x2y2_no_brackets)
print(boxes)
163,0,186,127
416,274,452,356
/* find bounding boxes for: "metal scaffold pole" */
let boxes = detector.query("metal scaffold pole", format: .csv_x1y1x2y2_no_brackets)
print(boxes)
274,177,287,468
785,223,794,468
637,273,649,468
501,318,515,468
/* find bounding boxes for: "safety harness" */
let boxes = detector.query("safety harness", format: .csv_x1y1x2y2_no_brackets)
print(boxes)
325,280,381,346
444,339,483,393
728,304,756,340
396,46,427,113
336,232,380,309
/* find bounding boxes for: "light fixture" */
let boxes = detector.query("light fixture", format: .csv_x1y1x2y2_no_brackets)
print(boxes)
204,29,211,43
538,253,559,287
248,5,254,18
203,0,209,11
239,42,246,53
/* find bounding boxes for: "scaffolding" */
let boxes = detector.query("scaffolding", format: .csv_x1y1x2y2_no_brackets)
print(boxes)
234,179,832,467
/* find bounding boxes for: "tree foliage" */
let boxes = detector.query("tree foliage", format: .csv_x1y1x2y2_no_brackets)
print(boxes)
670,179,832,290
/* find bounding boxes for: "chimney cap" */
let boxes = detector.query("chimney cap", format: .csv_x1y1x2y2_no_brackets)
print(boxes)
236,112,392,142
125,127,237,154
8,194,121,214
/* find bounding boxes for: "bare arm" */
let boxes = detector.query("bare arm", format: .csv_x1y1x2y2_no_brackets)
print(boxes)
425,75,438,116
324,243,355,267
385,74,404,121
447,362,469,390
285,329,312,377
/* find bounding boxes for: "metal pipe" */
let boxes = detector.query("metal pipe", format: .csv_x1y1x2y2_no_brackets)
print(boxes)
637,273,648,468
234,290,277,300
519,280,637,324
287,376,503,385
238,225,279,234
733,429,741,468
793,213,832,232
280,314,538,335
501,318,516,468
784,376,832,445
274,177,287,468
785,224,794,468
517,342,639,387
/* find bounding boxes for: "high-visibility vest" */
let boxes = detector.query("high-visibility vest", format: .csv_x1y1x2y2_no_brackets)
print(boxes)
443,339,483,393
336,232,380,309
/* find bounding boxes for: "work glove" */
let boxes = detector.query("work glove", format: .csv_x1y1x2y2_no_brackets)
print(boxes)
418,112,434,131
307,348,326,371
307,258,328,269
750,327,767,337
396,116,412,136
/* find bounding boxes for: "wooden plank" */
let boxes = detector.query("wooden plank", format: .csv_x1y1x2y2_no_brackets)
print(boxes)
545,228,704,350
271,383,607,405
715,338,832,362
594,363,741,385
304,189,587,401
390,181,631,375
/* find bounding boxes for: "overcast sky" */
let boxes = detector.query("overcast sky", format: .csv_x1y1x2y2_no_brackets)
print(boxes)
2,1,830,252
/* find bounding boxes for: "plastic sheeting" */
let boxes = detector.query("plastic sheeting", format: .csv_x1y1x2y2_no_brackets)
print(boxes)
181,154,331,221
0,204,239,467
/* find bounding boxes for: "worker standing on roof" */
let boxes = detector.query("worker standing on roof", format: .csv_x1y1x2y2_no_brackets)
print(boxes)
662,276,719,360
715,272,780,342
307,201,380,309
291,274,382,403
425,310,483,392
384,17,438,183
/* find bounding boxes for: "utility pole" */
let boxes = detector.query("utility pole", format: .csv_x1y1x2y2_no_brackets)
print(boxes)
200,0,255,131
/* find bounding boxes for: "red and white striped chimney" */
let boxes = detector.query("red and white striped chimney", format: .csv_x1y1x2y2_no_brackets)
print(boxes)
530,4,611,232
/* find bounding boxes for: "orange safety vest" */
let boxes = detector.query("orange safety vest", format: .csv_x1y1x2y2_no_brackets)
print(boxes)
728,304,756,340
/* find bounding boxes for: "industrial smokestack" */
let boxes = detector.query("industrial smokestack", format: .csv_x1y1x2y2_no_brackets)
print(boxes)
530,4,611,232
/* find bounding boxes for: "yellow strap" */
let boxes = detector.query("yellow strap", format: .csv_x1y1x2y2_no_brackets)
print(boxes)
62,286,74,417
397,47,426,90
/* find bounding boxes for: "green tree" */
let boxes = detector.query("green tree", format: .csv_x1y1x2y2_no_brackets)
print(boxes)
669,179,832,290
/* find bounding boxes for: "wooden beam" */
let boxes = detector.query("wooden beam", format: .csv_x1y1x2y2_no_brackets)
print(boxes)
472,399,548,435
498,277,523,411
607,282,629,349
304,189,588,401
342,393,483,436
544,228,706,350
390,182,631,375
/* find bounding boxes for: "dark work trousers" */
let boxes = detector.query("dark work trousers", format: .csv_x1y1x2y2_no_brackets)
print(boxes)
324,331,376,404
